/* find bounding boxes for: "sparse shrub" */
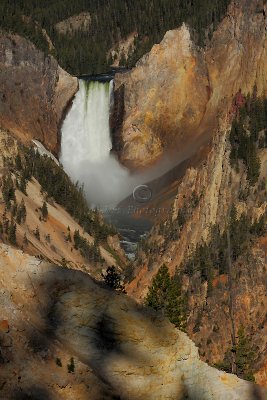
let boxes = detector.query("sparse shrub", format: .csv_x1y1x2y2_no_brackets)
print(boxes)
16,199,27,224
41,201,48,221
67,357,75,373
8,219,16,245
23,233,28,246
102,266,125,292
56,357,62,367
34,226,40,241
61,257,68,268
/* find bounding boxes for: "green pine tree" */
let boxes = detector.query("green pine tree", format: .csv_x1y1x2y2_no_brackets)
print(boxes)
41,201,48,221
17,199,27,224
219,327,255,382
145,264,171,311
145,264,187,330
235,327,255,382
8,220,17,245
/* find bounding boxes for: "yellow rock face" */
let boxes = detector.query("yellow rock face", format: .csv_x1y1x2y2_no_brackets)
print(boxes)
114,1,267,170
115,24,209,169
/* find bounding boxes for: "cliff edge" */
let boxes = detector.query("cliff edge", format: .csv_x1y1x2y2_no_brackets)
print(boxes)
0,32,78,154
0,244,266,399
113,0,267,169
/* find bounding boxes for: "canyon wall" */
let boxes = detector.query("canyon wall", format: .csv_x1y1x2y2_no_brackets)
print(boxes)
0,32,78,154
0,244,266,400
116,0,267,382
0,128,126,277
113,0,267,169
114,1,267,379
127,120,267,383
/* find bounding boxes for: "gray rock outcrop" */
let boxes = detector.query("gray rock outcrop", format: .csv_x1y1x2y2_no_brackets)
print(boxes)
0,244,266,399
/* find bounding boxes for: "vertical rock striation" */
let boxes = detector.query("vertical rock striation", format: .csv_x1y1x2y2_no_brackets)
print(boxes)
0,32,78,154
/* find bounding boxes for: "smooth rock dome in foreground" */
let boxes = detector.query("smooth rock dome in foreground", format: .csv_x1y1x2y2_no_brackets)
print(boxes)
0,245,266,399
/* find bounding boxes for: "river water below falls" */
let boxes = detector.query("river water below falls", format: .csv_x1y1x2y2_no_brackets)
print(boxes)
60,78,151,259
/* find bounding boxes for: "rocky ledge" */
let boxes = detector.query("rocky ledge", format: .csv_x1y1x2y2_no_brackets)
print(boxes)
0,244,266,399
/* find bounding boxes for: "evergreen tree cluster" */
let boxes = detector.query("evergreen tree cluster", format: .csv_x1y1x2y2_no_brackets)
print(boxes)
1,147,116,254
145,264,187,330
74,229,102,263
0,173,27,246
139,191,200,265
0,210,17,246
19,148,116,241
0,0,230,75
216,326,255,382
182,206,266,290
0,2,50,54
230,93,267,185
1,174,16,209
161,191,200,243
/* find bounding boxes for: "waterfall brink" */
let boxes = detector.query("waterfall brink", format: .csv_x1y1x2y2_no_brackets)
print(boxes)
61,80,113,166
60,79,129,207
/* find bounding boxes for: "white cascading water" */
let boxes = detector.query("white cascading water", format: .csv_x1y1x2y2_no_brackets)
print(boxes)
60,79,129,206
61,79,177,208
61,80,112,164
60,78,198,256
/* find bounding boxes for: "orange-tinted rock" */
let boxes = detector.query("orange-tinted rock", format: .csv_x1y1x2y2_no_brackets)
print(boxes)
113,0,267,170
255,363,267,388
114,24,210,169
0,320,9,333
127,128,267,382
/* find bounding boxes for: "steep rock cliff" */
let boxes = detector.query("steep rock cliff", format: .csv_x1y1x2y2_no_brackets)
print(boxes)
127,121,267,382
115,2,267,378
113,0,267,169
0,32,78,154
0,244,266,400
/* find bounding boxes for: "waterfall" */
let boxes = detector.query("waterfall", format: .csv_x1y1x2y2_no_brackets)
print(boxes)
60,79,129,207
60,78,176,209
60,78,186,257
61,80,113,166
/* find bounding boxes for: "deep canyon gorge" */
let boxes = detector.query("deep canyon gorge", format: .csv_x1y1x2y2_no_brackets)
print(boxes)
0,0,267,399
